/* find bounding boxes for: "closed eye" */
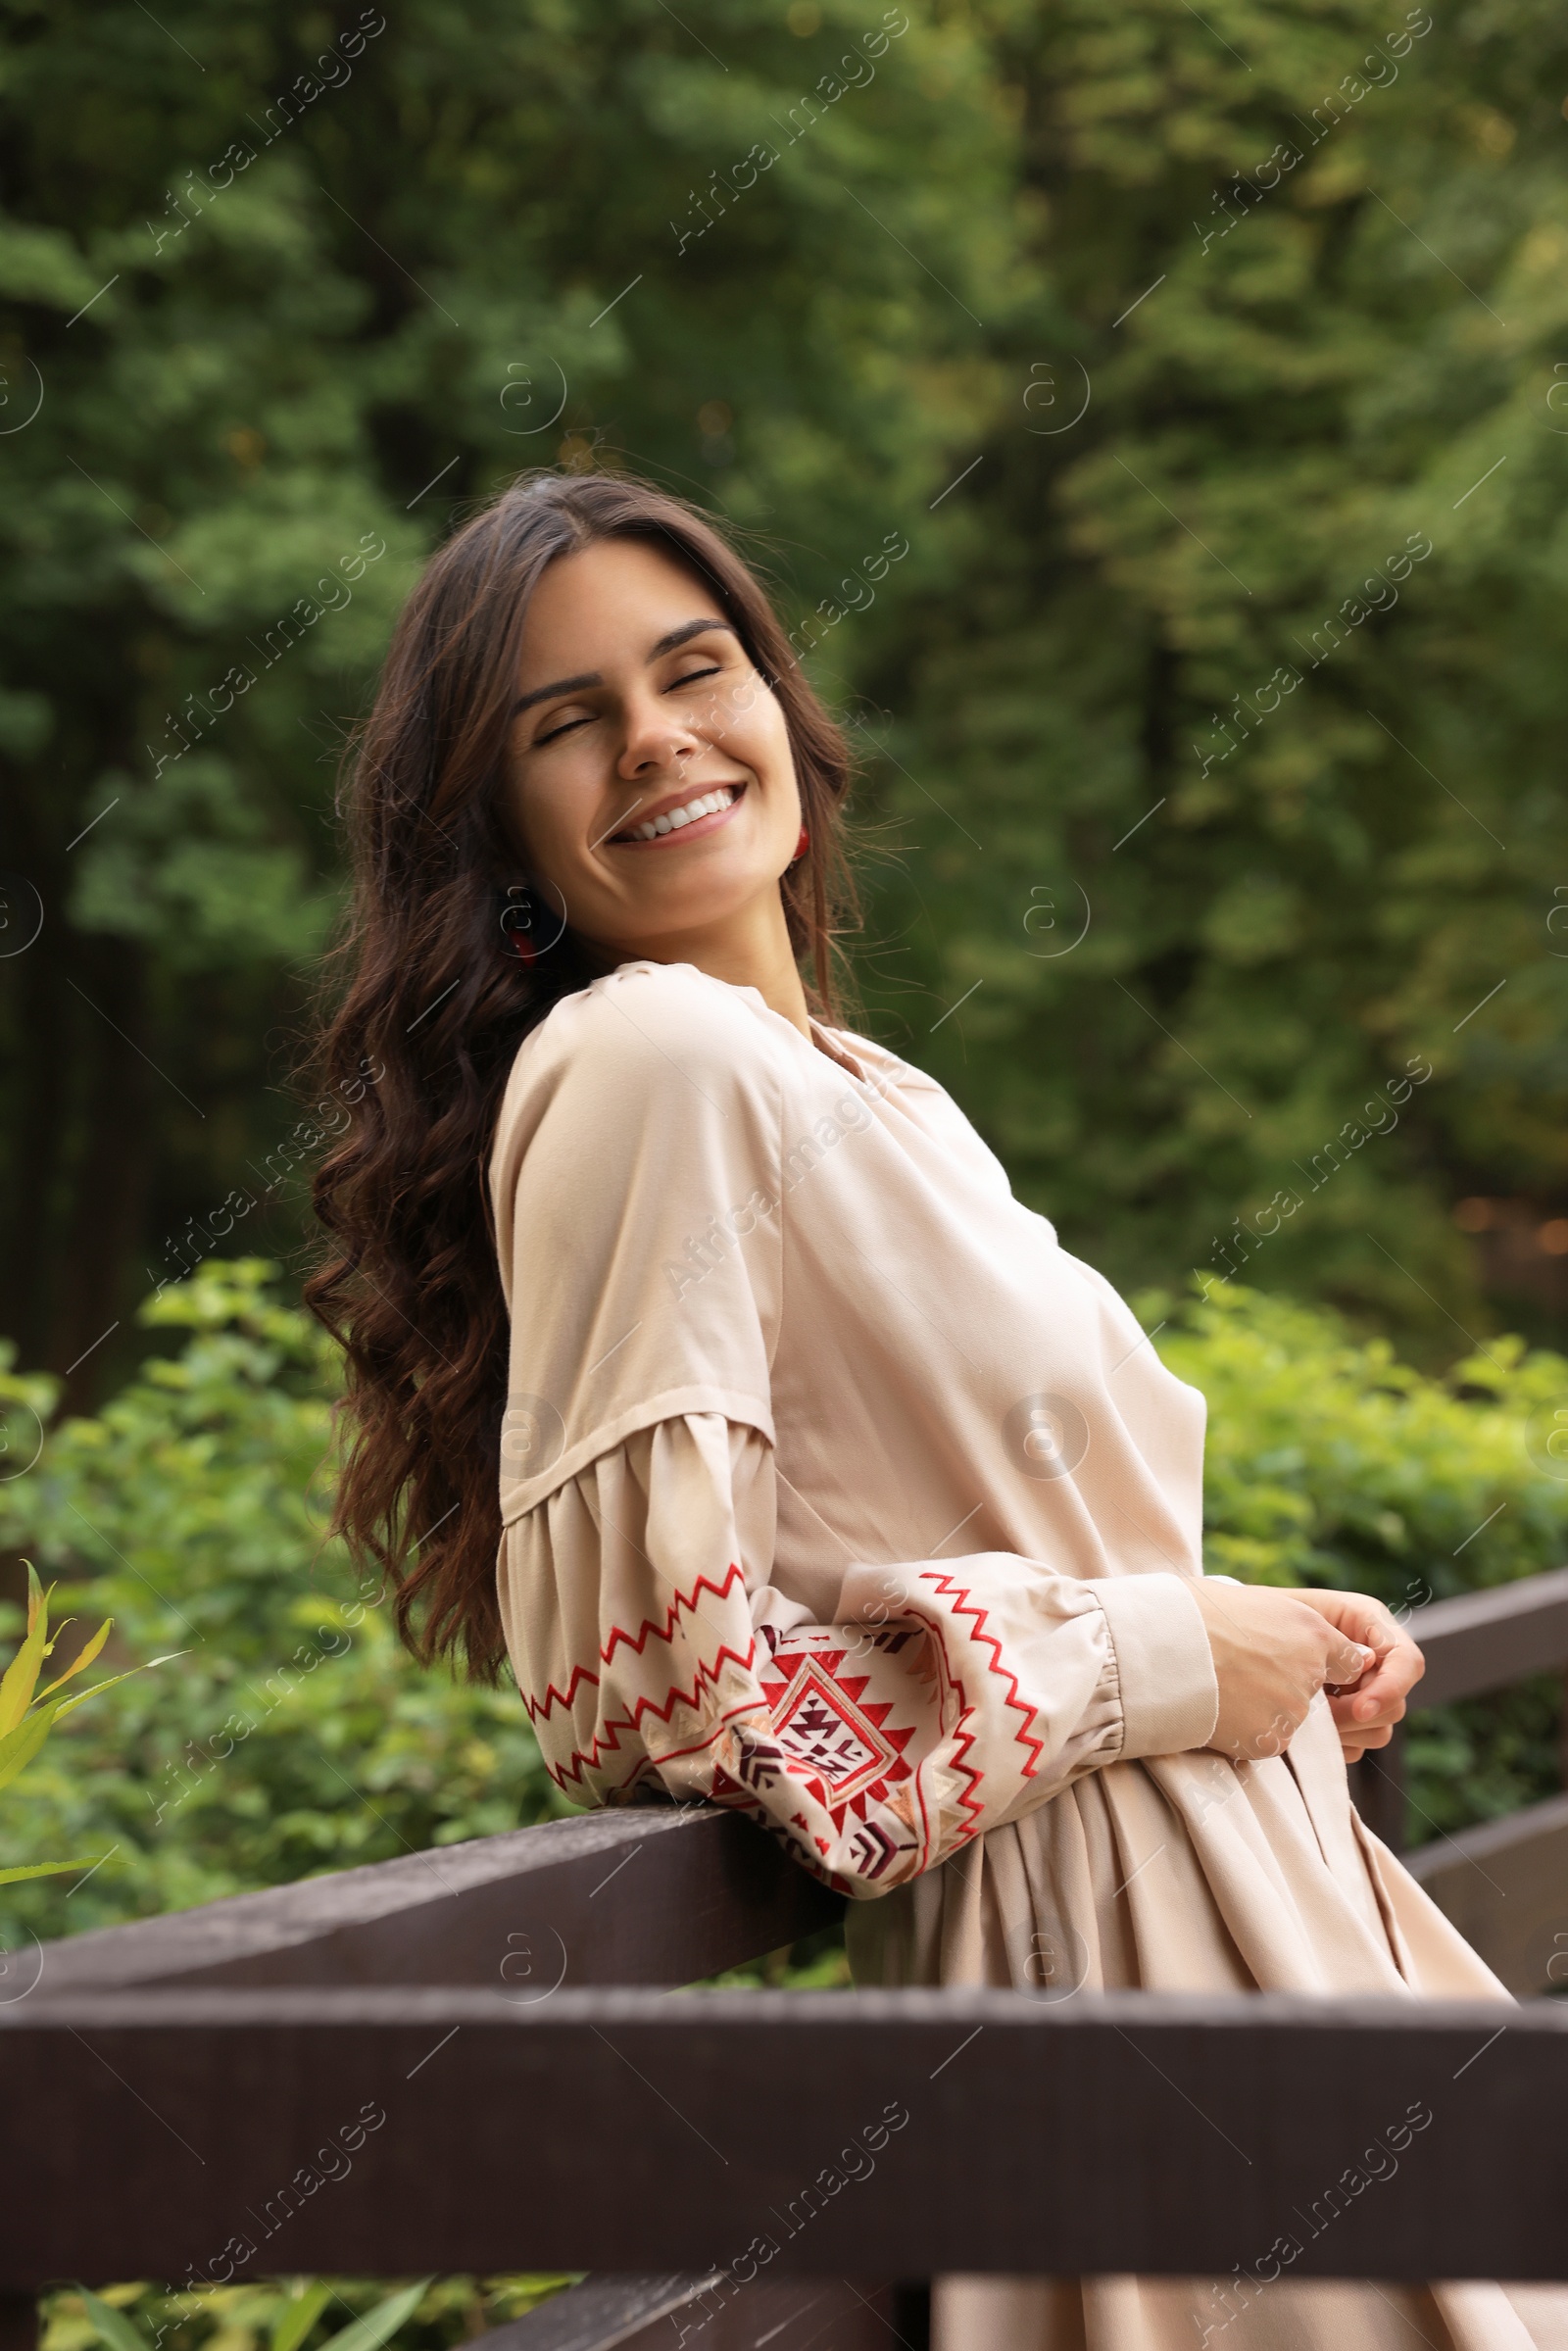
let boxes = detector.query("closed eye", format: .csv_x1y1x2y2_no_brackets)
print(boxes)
534,710,596,746
532,659,727,744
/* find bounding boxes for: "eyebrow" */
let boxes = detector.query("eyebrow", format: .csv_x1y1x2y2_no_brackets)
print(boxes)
511,616,737,716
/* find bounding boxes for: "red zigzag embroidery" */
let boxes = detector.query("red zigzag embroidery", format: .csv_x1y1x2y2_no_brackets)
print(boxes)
527,1561,758,1792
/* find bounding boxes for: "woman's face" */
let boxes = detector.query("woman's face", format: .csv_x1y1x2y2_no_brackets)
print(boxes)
503,537,803,961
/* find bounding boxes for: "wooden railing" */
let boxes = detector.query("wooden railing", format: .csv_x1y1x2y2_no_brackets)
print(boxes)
1351,1562,1568,1996
2,1571,1567,2351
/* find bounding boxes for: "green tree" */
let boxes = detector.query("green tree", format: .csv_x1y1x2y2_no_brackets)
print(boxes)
0,1261,564,1941
0,0,1004,1396
5,0,1566,1396
844,0,1568,1356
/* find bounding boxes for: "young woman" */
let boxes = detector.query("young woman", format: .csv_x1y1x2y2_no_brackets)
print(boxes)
310,469,1559,2351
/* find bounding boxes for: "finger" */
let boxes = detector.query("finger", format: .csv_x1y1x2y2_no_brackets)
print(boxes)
1339,1716,1397,1759
1327,1682,1406,1733
1345,1642,1423,1719
1338,1600,1400,1652
1320,1599,1422,1700
1294,1589,1400,1653
1346,1634,1418,1690
1326,1637,1376,1688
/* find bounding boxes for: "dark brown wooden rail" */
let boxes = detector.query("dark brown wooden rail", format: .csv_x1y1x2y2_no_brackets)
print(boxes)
26,1802,841,1995
1406,1565,1568,1707
1349,1564,1568,1994
461,2274,922,2349
4,1988,1567,2279
1,1565,1565,2351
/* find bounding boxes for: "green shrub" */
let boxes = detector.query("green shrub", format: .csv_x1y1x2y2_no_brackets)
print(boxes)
3,1263,1566,1931
43,2272,579,2351
1147,1279,1568,1835
3,1263,1566,2343
0,1260,566,1946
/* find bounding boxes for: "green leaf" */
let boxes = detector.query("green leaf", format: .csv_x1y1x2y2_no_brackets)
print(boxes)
32,1617,112,1706
271,2278,335,2351
318,2279,435,2351
47,1652,186,1726
0,1856,107,1885
0,1565,50,1734
76,2287,152,2351
0,1653,171,1793
0,1708,55,1795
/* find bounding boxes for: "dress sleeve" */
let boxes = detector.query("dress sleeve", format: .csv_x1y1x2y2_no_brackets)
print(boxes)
499,1411,1219,1899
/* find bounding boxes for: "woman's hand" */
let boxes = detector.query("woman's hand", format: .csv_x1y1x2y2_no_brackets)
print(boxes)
1285,1585,1425,1764
1190,1580,1380,1764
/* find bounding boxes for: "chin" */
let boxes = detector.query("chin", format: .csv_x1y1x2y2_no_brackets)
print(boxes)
614,874,768,943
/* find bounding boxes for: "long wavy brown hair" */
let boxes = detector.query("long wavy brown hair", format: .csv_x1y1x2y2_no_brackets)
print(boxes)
307,467,857,1682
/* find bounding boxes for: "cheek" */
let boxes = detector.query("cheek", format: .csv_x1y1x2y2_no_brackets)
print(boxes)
506,735,569,846
732,691,797,801
509,770,574,878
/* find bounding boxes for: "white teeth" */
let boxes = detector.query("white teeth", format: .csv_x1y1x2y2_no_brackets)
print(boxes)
627,785,736,842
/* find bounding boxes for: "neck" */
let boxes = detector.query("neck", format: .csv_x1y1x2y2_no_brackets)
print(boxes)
589,887,814,1040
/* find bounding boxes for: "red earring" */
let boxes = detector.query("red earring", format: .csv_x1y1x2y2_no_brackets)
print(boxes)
501,883,539,966
793,826,810,862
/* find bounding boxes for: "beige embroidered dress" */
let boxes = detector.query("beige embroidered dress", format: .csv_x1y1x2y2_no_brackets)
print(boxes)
491,959,1564,2351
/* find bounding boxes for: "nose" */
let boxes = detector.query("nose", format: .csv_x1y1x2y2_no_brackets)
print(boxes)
616,683,700,781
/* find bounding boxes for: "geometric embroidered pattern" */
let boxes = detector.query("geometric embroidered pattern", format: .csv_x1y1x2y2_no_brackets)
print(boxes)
518,1538,1102,1898
761,1638,919,1814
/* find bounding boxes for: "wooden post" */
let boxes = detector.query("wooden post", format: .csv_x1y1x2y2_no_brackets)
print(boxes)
0,2297,36,2351
1350,1723,1406,1854
891,2281,932,2350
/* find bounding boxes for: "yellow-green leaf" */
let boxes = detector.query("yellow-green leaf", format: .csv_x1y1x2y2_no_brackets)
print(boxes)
0,1707,55,1795
77,2288,152,2351
0,1644,179,1795
0,1855,107,1885
0,1567,50,1734
272,2279,335,2351
49,1651,185,1726
318,2278,434,2351
32,1617,112,1706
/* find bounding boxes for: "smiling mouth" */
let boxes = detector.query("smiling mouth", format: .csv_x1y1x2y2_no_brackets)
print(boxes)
610,782,745,846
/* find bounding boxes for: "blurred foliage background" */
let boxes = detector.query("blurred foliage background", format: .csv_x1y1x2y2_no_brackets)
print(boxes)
3,1259,1565,1944
2,0,1568,2323
2,0,1566,1400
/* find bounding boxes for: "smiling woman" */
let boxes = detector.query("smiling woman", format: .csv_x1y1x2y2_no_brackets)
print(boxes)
306,469,855,1678
503,536,817,1032
305,465,1563,2351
